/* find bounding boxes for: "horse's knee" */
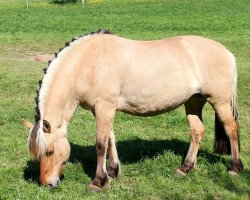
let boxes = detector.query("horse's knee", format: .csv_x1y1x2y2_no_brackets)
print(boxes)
96,140,108,155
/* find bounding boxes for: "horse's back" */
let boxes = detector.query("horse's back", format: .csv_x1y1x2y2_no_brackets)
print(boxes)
114,35,234,114
77,34,235,115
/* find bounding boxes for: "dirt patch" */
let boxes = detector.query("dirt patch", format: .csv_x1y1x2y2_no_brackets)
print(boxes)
0,46,54,62
0,52,54,62
26,52,54,62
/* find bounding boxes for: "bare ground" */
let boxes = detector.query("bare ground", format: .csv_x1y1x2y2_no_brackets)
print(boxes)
0,46,54,62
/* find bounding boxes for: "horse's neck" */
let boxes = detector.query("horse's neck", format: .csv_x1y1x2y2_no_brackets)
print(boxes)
39,58,77,130
38,33,101,129
42,89,77,129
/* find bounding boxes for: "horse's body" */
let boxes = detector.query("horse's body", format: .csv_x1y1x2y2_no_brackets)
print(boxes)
24,30,243,191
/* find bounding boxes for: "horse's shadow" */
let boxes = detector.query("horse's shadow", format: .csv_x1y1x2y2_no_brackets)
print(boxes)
23,138,226,184
23,160,40,184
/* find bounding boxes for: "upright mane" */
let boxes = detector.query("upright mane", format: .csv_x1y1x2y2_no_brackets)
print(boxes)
29,29,112,159
34,29,112,122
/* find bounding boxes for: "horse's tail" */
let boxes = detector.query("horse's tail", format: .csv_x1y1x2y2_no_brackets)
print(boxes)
214,52,239,155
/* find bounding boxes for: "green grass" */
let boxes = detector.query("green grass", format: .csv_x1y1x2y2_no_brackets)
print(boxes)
0,0,249,199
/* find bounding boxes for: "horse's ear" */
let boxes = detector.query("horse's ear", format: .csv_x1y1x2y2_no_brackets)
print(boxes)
22,119,33,129
43,120,51,133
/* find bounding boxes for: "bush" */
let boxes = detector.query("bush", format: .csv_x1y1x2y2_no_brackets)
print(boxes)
51,0,78,4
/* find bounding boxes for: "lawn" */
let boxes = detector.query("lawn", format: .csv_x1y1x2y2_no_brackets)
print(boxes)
0,0,249,199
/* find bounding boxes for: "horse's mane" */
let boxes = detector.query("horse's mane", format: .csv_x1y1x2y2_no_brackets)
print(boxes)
34,29,112,122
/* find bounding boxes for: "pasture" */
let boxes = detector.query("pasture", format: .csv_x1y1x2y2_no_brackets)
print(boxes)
0,0,249,199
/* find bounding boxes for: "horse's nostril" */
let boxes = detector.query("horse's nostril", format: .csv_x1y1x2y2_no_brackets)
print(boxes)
47,183,54,189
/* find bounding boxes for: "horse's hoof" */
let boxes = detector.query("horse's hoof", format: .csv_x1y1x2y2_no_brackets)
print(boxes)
88,183,104,192
176,160,194,176
87,176,109,192
88,183,110,192
228,170,239,176
176,168,188,176
228,159,244,175
88,182,110,192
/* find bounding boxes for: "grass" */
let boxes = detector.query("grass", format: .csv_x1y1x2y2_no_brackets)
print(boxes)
0,0,249,199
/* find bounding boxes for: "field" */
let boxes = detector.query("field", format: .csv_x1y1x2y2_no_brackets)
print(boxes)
0,0,249,199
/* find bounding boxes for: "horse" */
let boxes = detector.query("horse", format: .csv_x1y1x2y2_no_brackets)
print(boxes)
23,29,243,191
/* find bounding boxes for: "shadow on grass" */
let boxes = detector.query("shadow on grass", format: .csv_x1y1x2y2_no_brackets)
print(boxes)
208,168,250,196
23,138,230,186
69,138,227,178
23,160,40,185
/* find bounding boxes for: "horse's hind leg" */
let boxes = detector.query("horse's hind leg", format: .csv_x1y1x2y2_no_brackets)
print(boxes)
213,103,243,174
177,95,206,175
107,129,121,179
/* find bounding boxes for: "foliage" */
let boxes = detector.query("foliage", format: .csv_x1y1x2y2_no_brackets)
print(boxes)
0,0,249,199
50,0,77,4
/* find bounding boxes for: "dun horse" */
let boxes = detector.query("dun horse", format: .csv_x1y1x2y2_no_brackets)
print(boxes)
23,30,243,191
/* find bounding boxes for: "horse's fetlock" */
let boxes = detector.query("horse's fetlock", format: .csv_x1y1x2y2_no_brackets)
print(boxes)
88,175,109,192
179,160,195,173
108,162,121,179
92,173,109,188
229,159,244,174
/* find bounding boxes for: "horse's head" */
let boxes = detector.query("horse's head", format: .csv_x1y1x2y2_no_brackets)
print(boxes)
23,119,70,188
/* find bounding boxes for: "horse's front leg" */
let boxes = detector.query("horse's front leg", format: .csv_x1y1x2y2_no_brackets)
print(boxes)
107,129,121,179
88,102,116,192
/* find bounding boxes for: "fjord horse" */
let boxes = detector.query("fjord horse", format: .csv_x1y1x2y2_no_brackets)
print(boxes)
23,30,243,191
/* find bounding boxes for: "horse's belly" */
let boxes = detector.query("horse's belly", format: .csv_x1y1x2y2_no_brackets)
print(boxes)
117,86,193,116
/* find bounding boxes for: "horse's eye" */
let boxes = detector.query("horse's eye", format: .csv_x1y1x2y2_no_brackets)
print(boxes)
46,150,54,156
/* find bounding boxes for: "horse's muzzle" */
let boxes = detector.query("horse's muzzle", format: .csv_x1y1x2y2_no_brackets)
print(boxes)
47,178,60,189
